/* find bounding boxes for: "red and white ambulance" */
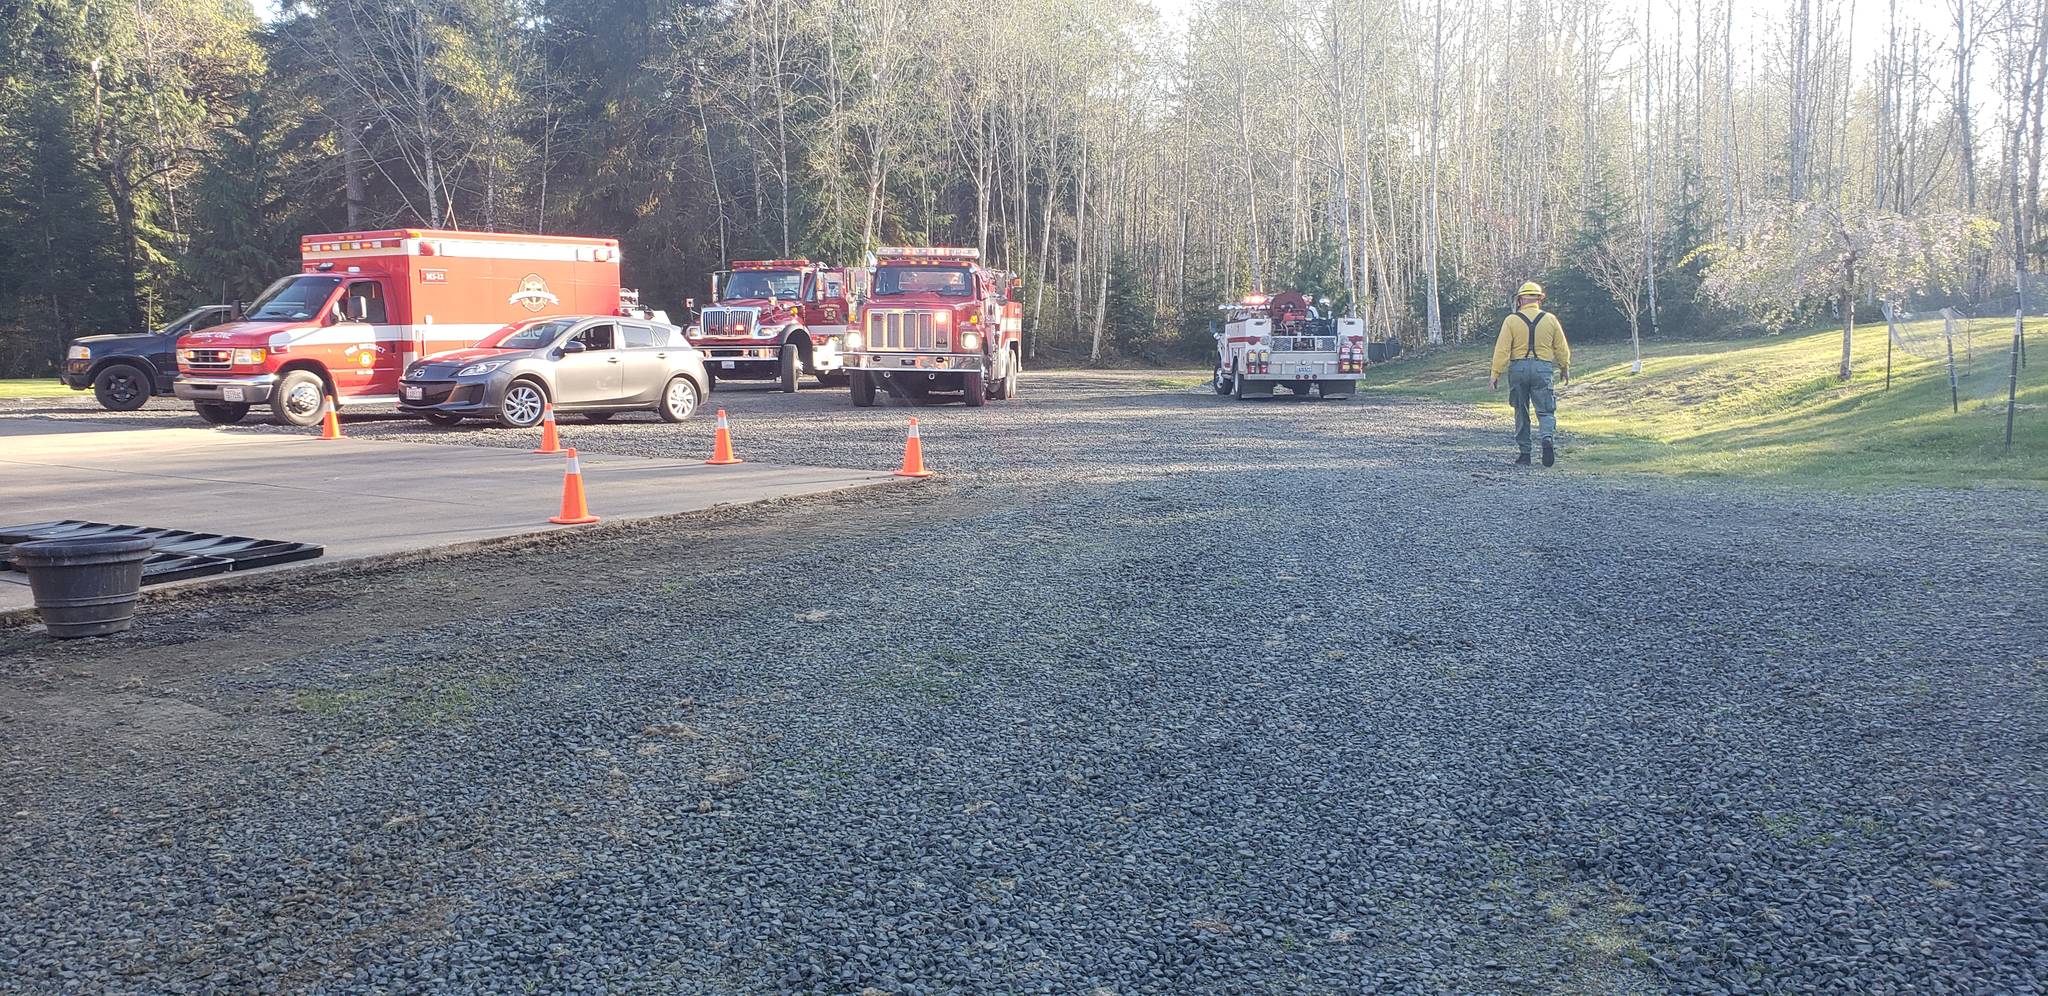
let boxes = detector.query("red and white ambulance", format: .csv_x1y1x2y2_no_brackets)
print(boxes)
173,229,624,426
687,259,863,392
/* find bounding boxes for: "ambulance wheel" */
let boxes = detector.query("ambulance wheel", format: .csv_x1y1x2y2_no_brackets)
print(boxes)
962,371,986,407
850,370,876,407
194,401,250,425
779,345,801,393
1212,363,1231,395
423,412,463,427
271,370,327,427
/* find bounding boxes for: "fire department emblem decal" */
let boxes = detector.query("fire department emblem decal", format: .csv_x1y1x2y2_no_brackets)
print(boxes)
509,274,558,313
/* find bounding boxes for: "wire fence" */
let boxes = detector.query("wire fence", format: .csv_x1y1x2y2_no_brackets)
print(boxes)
1882,276,2041,446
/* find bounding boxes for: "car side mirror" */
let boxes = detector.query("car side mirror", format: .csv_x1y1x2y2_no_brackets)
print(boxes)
561,339,588,354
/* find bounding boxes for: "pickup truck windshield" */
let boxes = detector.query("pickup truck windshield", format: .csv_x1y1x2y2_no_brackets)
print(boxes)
246,275,345,321
873,266,972,297
482,318,579,349
722,270,802,300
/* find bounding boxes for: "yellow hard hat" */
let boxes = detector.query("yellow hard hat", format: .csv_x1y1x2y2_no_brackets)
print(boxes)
1515,281,1546,299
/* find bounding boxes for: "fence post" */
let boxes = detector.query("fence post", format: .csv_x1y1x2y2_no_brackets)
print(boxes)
2009,274,2025,449
1942,308,1960,414
1883,305,1894,390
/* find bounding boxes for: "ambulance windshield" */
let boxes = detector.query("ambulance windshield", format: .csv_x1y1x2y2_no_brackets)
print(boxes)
721,270,802,301
872,266,972,297
247,275,345,321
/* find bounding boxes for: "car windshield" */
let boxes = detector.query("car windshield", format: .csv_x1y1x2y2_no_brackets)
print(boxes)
722,270,802,300
873,266,972,297
245,275,344,321
481,318,579,350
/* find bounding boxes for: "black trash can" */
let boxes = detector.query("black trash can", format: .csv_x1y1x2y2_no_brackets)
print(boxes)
12,536,155,638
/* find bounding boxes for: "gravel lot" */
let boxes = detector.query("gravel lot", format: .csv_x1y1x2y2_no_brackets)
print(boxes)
2,371,2043,994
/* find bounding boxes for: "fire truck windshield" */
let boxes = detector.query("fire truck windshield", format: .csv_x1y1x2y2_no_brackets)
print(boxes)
873,266,973,297
246,275,345,321
721,270,802,300
481,318,579,349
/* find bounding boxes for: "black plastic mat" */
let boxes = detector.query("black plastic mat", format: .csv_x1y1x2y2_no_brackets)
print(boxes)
0,521,324,586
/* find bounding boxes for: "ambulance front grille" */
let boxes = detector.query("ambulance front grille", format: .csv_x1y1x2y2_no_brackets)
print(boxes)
183,349,232,371
866,310,939,351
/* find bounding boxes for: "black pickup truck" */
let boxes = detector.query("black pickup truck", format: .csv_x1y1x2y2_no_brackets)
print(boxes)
62,305,237,411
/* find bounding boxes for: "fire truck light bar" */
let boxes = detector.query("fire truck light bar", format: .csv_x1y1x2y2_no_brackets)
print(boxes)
876,247,980,261
734,259,812,269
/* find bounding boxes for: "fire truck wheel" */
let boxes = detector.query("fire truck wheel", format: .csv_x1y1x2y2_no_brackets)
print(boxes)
657,376,700,422
422,412,463,427
271,370,328,427
92,363,152,411
1213,363,1232,395
497,379,549,429
995,352,1019,400
779,346,801,393
962,371,987,407
850,370,876,407
194,401,250,425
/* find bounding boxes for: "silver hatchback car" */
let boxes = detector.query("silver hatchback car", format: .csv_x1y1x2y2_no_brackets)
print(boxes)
399,316,710,428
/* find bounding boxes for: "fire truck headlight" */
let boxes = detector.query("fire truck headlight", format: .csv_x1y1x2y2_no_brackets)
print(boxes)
845,330,864,351
231,348,266,365
456,360,507,377
959,331,981,351
67,344,90,360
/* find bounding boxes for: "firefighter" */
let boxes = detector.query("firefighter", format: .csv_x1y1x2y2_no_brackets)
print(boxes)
1489,281,1571,467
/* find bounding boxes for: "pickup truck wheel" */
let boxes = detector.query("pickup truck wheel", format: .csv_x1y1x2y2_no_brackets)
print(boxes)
271,370,327,427
422,412,463,427
657,376,700,422
498,380,548,428
850,370,876,407
194,401,250,425
92,363,152,411
779,345,801,392
962,371,987,407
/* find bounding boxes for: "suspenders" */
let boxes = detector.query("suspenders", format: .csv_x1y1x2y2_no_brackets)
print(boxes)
1514,311,1547,359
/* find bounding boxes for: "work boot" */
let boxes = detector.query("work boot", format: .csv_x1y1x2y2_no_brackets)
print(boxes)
1541,439,1555,467
1512,453,1531,466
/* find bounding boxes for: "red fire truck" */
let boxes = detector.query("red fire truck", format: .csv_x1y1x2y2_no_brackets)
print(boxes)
686,259,862,392
1212,291,1368,400
843,247,1023,407
173,230,625,426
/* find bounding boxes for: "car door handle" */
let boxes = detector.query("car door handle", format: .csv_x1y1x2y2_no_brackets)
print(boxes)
607,357,620,364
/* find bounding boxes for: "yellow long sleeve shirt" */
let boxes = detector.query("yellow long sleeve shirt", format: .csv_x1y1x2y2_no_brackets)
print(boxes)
1491,305,1571,378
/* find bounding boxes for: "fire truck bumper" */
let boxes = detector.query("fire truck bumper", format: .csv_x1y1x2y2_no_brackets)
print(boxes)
844,352,987,373
697,345,783,376
175,374,277,405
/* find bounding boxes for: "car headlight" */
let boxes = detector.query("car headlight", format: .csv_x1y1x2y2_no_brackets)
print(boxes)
232,348,265,365
959,331,980,351
67,344,90,360
457,360,507,377
845,331,864,350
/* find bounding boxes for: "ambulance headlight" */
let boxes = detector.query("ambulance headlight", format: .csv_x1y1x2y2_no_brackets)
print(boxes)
457,360,507,377
231,348,266,365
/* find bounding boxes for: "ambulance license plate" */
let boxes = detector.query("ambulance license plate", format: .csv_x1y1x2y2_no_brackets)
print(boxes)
721,360,735,369
223,387,244,402
403,385,422,400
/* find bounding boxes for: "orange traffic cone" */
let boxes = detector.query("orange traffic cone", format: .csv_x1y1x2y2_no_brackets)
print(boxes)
705,409,743,465
894,417,934,478
548,448,600,525
532,402,561,454
319,395,343,440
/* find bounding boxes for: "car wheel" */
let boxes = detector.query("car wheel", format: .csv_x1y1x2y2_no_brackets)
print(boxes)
497,379,548,429
194,401,250,425
962,371,986,407
92,363,152,411
850,370,876,407
422,412,463,427
583,412,614,424
779,345,801,393
658,376,701,422
271,370,327,427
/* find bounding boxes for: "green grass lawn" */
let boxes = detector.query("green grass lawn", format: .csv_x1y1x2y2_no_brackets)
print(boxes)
1363,317,2047,489
0,378,73,399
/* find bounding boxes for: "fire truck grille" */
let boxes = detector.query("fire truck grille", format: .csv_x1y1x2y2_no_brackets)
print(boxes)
867,310,939,351
184,349,232,371
702,308,759,338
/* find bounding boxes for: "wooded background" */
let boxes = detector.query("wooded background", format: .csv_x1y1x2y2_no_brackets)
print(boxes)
1,0,2042,375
